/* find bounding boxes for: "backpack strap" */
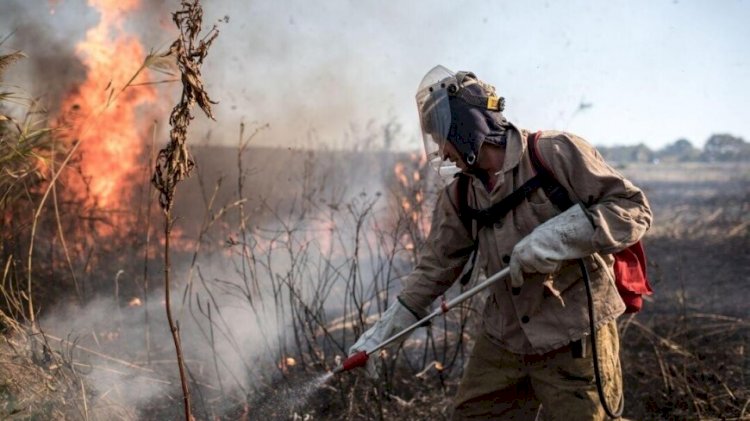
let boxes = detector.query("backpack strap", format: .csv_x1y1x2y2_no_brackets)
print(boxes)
527,131,574,211
458,131,570,230
455,172,473,234
461,174,547,229
449,131,573,285
446,173,478,286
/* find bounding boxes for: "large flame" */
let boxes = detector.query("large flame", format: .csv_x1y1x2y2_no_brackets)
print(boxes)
58,0,157,210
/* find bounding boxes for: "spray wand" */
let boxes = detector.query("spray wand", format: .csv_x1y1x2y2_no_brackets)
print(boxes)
332,267,510,374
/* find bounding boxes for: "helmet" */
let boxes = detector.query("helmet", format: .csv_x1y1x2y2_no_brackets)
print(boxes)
416,65,507,176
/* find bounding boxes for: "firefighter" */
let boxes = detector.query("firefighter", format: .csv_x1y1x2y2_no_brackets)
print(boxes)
350,65,652,420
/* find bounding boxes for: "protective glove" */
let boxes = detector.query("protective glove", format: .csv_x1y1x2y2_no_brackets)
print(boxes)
510,204,595,293
348,299,419,379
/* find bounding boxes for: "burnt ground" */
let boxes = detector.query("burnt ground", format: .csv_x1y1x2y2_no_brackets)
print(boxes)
627,162,750,317
616,162,750,420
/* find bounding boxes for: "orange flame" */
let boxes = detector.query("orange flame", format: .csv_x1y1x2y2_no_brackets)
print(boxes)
393,153,431,232
393,162,409,187
58,0,158,211
277,356,297,373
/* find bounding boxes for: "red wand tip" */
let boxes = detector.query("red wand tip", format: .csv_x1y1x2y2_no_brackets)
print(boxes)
334,350,369,374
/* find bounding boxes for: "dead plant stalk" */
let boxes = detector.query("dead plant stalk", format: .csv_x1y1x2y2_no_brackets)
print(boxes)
151,1,218,420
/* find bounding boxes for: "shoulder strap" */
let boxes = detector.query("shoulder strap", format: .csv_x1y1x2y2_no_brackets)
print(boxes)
449,173,478,286
456,132,549,229
451,131,572,286
455,131,575,230
527,131,574,211
455,173,473,234
461,175,547,229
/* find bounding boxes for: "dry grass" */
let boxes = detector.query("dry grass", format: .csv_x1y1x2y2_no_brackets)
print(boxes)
0,328,136,421
622,314,749,419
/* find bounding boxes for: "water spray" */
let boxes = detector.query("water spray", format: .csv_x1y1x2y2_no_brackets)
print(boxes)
332,267,511,374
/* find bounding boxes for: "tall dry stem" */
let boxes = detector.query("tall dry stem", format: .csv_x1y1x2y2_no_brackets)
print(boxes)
151,1,217,420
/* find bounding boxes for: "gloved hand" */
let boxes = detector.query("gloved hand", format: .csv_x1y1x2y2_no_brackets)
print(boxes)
510,204,595,292
348,299,419,379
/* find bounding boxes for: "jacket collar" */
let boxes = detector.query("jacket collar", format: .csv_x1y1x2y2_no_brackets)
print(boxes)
498,122,526,175
464,122,527,194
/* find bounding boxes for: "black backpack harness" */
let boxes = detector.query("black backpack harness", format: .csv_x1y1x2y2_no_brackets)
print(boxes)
453,131,572,285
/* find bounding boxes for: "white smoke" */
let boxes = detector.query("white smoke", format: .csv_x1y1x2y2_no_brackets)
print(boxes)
35,143,427,416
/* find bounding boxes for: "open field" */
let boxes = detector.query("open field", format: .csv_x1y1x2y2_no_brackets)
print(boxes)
614,161,749,419
622,162,750,316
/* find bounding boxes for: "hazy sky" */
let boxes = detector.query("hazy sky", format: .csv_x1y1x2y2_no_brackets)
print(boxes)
3,0,749,150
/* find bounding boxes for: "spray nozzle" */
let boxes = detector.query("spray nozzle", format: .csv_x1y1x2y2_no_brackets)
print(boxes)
332,350,369,375
330,268,511,377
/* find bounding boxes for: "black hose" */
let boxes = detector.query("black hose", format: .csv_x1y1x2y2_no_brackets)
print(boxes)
578,258,625,419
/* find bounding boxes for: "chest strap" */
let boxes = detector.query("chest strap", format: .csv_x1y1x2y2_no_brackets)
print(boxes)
456,131,573,231
452,131,574,285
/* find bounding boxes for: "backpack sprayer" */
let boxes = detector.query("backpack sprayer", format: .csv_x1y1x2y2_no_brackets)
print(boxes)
331,267,510,374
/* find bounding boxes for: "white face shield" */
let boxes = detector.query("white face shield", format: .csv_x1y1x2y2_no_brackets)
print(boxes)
415,65,461,178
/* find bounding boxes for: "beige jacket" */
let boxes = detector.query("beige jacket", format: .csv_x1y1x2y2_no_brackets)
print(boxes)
398,125,652,354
